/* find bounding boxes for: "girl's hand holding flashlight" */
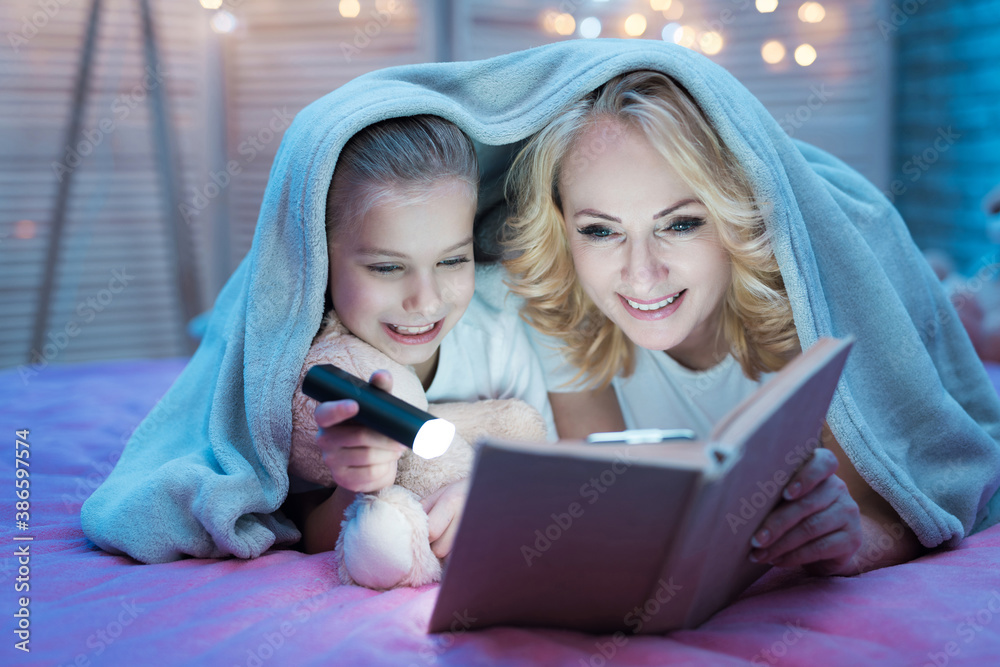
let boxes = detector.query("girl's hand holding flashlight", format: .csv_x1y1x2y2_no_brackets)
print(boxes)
313,370,408,493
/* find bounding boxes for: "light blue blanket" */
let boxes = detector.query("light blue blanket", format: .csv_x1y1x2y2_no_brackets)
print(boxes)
82,39,1000,563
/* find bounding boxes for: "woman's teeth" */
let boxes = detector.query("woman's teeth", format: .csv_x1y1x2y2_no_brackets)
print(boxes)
388,323,434,335
625,292,681,311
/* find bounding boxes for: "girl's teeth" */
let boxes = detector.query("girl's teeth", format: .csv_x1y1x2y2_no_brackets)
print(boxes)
626,293,679,311
390,323,434,335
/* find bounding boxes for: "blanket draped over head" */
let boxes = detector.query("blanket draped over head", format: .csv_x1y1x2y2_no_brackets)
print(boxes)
81,39,1000,563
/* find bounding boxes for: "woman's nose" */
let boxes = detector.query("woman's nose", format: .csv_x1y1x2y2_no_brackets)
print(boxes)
622,239,668,291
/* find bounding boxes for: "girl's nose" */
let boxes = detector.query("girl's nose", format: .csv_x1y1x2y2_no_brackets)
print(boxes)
403,273,444,317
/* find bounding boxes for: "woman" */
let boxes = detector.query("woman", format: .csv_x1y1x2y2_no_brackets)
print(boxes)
502,70,991,575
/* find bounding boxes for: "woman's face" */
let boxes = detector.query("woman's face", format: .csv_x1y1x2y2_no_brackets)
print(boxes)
557,120,732,369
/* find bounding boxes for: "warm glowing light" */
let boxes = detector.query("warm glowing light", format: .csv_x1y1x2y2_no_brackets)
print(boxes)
579,17,602,39
14,219,35,240
699,31,723,55
673,25,697,48
542,10,558,33
339,0,361,19
761,39,786,64
798,2,825,23
554,13,576,36
662,1,684,20
650,0,671,10
210,10,237,33
199,0,223,9
756,0,778,13
794,43,817,65
624,13,647,37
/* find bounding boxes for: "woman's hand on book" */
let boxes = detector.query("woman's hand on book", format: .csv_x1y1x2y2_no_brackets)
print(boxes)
421,479,469,559
747,448,863,575
313,369,408,493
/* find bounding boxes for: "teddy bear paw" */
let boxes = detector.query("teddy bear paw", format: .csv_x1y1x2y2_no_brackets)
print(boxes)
336,485,442,590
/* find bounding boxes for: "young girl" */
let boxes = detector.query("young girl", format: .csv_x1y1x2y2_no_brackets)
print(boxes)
287,115,555,559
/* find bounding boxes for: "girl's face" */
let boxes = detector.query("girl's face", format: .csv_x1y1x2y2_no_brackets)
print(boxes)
558,120,733,370
328,181,476,385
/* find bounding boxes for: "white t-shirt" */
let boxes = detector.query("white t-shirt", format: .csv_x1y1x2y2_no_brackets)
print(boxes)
528,329,767,440
426,266,557,441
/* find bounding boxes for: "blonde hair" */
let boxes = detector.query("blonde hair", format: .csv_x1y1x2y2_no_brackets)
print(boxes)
503,71,798,388
326,115,479,236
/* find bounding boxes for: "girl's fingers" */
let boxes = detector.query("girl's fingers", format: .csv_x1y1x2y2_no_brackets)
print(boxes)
368,369,393,393
314,399,360,428
783,447,839,501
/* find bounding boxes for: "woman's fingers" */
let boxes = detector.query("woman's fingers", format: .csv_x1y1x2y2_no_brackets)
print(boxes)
751,474,846,557
422,481,469,559
782,447,838,500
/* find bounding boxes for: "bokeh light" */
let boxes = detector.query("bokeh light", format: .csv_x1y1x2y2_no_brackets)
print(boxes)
699,31,723,55
339,0,361,19
794,43,818,66
624,14,647,37
579,17,602,39
673,25,697,48
761,39,786,64
798,2,826,23
199,0,223,9
756,0,778,13
662,1,684,20
210,10,237,33
650,0,671,10
554,13,576,36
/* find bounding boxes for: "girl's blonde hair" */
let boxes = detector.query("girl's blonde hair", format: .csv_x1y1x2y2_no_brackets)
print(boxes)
503,71,798,388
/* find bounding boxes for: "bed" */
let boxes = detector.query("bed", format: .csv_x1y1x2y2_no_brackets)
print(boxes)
3,357,1000,666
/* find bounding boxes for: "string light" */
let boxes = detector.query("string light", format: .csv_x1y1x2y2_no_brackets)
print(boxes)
673,25,697,48
624,13,647,37
339,0,360,19
761,40,786,64
798,2,825,23
699,31,723,55
198,0,223,9
794,43,817,65
210,10,237,33
579,17,602,39
661,22,681,42
662,1,684,20
554,13,576,36
756,0,778,13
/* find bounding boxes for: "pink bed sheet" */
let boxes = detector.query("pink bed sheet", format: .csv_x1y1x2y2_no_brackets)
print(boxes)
2,358,1000,666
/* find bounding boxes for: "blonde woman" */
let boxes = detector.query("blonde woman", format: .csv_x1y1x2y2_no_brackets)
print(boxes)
504,71,913,576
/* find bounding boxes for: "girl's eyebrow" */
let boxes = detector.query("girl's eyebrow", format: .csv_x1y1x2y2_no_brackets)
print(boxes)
574,198,701,223
357,236,474,259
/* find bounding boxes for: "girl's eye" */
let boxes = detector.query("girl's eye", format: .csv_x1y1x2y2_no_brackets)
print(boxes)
667,217,706,234
367,264,402,275
578,224,616,239
439,256,471,268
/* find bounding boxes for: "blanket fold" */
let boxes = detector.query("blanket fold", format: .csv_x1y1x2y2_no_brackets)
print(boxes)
82,39,1000,562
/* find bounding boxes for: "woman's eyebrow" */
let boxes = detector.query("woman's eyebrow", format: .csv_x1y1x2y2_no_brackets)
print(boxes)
653,198,701,219
574,198,702,223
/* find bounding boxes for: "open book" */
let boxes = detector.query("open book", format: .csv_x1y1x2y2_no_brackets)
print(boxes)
429,337,853,634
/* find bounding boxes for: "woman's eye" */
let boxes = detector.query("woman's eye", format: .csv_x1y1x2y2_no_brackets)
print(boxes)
367,264,402,275
439,256,471,268
578,225,616,239
667,217,706,234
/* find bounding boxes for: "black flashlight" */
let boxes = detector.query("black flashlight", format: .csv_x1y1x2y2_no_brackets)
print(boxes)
303,364,454,459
